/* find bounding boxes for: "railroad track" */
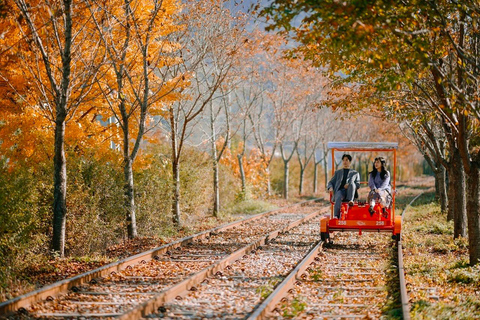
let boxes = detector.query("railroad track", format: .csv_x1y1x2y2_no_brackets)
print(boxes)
256,232,394,319
0,199,327,319
148,213,323,319
2,194,416,320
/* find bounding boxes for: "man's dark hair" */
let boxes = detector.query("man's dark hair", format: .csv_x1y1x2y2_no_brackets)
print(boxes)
341,154,352,161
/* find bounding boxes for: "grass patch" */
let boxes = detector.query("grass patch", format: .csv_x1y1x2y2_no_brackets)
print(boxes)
225,199,278,216
394,190,435,212
255,276,282,299
403,190,480,319
281,296,307,318
414,220,453,236
382,246,402,319
308,268,323,281
411,299,480,320
447,266,480,285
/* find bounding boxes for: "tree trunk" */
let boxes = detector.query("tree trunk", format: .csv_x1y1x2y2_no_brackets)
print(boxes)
266,166,272,196
283,161,289,199
313,162,318,194
212,160,220,216
466,160,480,265
52,116,67,257
210,105,220,217
435,166,448,214
299,167,304,196
170,109,181,228
323,155,328,190
237,154,246,199
447,162,455,222
172,160,181,227
452,151,467,238
122,117,137,239
123,156,137,239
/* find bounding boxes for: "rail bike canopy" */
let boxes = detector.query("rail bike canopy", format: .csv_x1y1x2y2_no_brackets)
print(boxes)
327,142,398,151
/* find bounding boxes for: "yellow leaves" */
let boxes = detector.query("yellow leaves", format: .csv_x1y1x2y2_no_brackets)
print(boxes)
219,145,268,194
149,102,170,118
0,105,52,167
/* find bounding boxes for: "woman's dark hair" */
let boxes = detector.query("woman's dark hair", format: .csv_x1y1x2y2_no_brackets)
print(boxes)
341,154,352,162
370,157,388,180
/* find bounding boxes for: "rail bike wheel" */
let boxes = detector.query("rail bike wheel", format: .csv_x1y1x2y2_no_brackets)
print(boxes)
321,232,330,242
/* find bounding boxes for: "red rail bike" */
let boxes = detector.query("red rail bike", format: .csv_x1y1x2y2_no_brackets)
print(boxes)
320,142,401,242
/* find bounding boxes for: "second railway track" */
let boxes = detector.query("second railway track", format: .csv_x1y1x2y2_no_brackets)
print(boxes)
147,212,324,319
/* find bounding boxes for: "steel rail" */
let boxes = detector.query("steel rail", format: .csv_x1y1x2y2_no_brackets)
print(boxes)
398,243,410,320
397,192,424,320
117,208,328,319
247,240,324,320
0,198,322,315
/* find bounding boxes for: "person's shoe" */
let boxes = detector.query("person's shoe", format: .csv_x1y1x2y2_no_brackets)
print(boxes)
382,207,388,218
348,201,354,207
369,207,375,216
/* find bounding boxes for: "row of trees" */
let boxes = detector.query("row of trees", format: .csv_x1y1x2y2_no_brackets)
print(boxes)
262,0,480,265
0,0,247,257
0,0,422,261
0,0,354,259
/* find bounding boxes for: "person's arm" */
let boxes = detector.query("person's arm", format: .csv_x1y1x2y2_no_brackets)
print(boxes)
378,171,390,190
327,171,337,191
368,173,375,190
354,171,360,189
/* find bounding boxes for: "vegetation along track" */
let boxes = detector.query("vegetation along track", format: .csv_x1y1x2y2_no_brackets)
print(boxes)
1,199,327,319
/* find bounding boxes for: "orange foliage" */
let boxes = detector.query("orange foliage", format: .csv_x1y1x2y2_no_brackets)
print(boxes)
0,0,118,169
219,140,269,196
92,0,186,164
0,0,184,170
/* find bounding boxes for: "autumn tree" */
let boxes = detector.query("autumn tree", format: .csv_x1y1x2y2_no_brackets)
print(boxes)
294,68,326,195
202,29,262,215
390,84,456,222
229,36,269,200
311,108,343,192
4,0,105,257
263,0,480,265
244,32,287,196
88,0,183,239
206,97,230,216
164,0,246,227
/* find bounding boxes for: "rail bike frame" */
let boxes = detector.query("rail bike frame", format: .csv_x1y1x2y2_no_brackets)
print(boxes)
320,142,401,241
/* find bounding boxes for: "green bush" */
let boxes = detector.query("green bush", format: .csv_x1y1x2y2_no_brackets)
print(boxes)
0,160,51,300
65,153,125,256
0,161,50,271
225,199,277,216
